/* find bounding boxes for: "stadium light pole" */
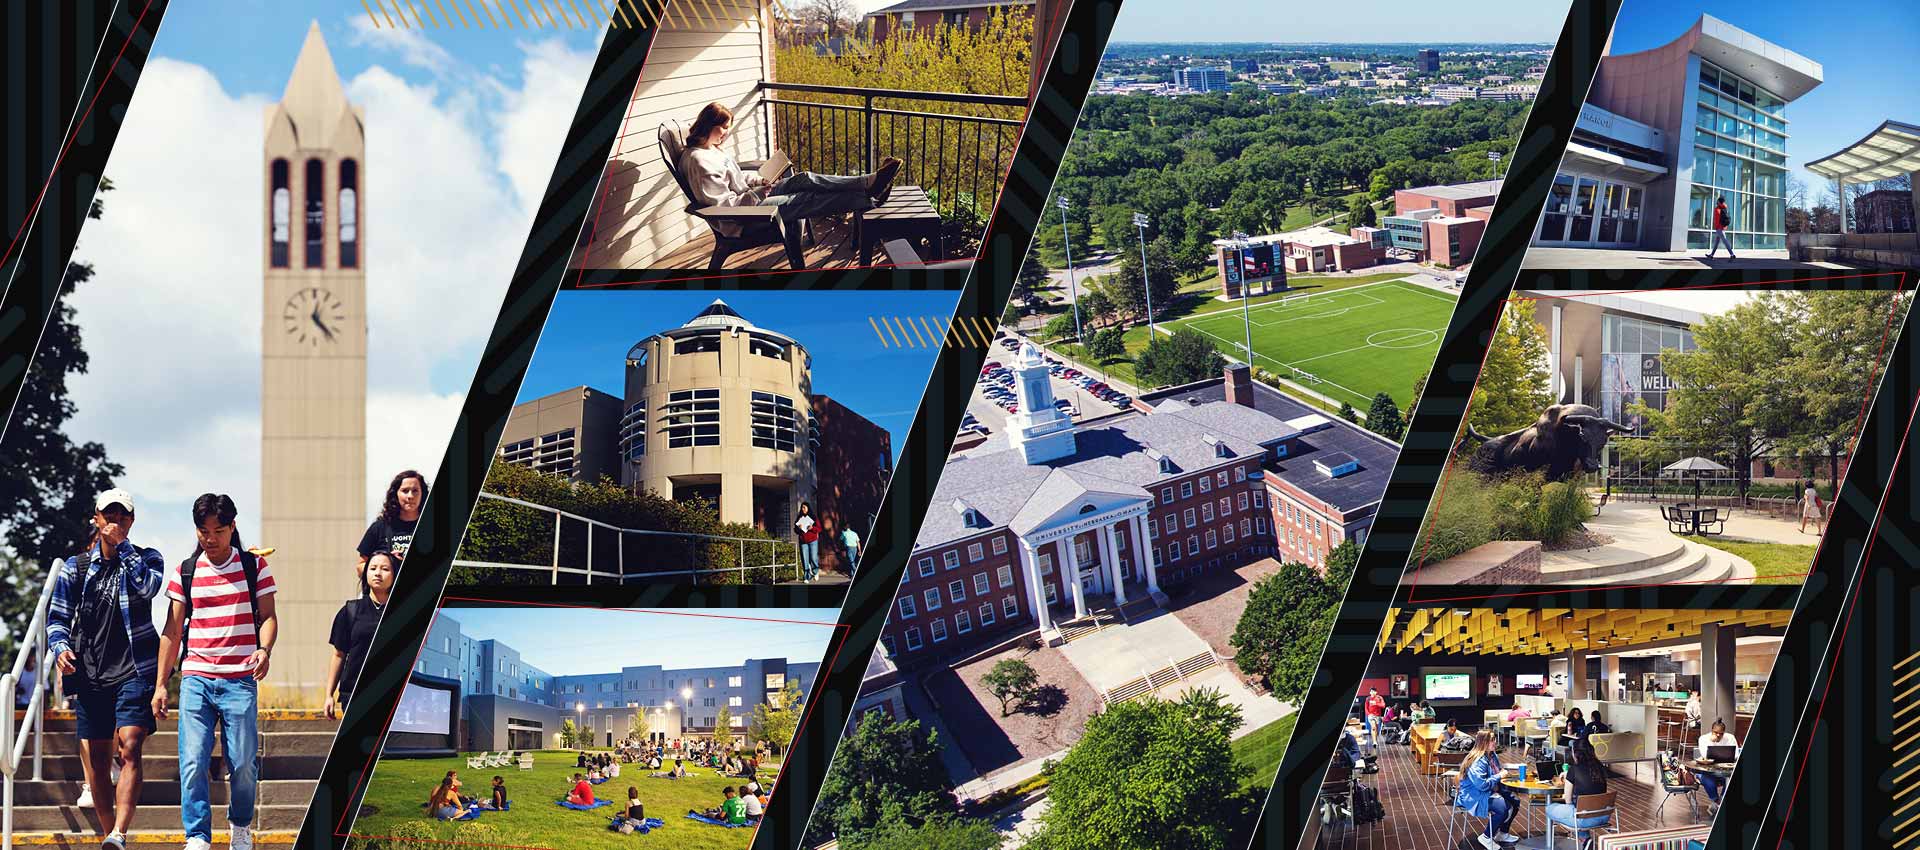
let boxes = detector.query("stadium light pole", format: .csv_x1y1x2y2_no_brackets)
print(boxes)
1133,212,1155,338
1233,231,1255,370
1058,196,1084,345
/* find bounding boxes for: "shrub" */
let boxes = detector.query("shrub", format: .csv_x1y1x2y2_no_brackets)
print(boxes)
1416,468,1594,564
1536,480,1593,543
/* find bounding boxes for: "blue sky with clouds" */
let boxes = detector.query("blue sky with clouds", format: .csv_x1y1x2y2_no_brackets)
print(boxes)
516,291,961,458
437,606,841,676
64,2,602,564
1108,0,1568,44
1607,0,1920,179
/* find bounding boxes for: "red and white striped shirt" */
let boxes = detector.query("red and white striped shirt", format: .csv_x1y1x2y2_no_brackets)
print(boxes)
165,550,277,679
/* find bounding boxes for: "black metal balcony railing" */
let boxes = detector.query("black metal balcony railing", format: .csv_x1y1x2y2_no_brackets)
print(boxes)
753,82,1027,237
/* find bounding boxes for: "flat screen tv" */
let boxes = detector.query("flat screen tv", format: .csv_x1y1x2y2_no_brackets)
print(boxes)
1424,672,1473,703
1515,674,1546,689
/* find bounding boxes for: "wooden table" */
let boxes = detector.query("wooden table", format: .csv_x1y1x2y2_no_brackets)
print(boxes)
1409,723,1449,774
857,185,942,266
1501,778,1559,849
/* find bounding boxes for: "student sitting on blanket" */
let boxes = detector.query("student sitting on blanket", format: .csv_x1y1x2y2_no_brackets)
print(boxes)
616,786,646,827
567,773,596,807
429,777,463,820
697,787,750,826
482,776,506,811
740,785,764,822
587,767,604,782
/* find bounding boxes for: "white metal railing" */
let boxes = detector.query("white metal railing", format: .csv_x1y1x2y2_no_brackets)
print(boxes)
454,492,805,584
3,562,61,850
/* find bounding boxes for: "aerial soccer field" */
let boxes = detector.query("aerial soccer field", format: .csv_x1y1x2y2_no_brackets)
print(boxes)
1170,279,1459,411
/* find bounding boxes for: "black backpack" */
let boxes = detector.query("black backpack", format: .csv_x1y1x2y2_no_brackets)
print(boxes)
176,550,262,661
1352,781,1385,824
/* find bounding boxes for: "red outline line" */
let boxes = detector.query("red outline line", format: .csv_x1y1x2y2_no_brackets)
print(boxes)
1772,389,1920,848
333,603,846,848
0,0,156,271
1405,275,1912,603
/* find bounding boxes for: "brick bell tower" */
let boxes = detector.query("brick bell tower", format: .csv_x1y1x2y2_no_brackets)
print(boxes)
259,22,367,706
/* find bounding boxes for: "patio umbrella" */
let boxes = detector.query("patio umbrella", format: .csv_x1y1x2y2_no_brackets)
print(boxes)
1661,456,1731,503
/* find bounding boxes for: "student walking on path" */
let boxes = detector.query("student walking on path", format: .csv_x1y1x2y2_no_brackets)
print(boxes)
324,550,395,718
793,502,820,582
1799,481,1825,534
153,494,279,850
1705,196,1737,259
358,470,427,577
46,488,167,850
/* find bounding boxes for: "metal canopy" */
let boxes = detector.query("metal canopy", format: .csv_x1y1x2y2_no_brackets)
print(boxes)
1806,120,1920,184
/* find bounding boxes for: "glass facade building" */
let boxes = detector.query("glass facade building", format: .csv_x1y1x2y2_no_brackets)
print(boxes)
1597,313,1696,434
1685,61,1790,250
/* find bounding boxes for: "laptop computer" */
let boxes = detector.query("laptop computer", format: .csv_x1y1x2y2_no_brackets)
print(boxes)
1707,745,1737,761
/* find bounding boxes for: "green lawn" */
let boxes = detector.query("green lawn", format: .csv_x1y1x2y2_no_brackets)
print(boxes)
350,750,770,850
1233,713,1299,792
1683,537,1818,585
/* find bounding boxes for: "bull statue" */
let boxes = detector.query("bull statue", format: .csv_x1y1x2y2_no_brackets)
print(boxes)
1461,403,1634,481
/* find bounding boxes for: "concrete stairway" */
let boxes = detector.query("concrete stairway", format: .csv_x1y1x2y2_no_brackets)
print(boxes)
1540,524,1756,587
7,710,338,849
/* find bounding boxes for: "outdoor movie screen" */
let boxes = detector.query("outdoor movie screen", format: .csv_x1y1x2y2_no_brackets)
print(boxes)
393,681,454,735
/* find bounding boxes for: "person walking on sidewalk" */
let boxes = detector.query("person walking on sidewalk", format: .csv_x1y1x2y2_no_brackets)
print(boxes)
46,488,166,850
1705,196,1737,260
323,550,395,718
153,494,279,850
793,502,820,582
840,525,861,573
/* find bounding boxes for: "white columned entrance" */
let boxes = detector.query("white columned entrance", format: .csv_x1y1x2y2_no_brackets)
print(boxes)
1099,523,1127,605
1019,541,1053,635
1063,533,1088,619
1129,516,1162,599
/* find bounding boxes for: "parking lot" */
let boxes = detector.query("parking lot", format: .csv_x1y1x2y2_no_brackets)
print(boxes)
961,335,1134,441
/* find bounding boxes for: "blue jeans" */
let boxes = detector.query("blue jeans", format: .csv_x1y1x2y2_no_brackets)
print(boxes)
799,541,819,579
1545,801,1611,831
1698,772,1723,802
1484,793,1513,836
1707,229,1736,257
179,676,259,840
845,543,860,569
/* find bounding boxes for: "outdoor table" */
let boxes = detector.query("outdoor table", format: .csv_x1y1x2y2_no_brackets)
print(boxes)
857,186,943,266
1670,504,1714,535
1500,777,1559,849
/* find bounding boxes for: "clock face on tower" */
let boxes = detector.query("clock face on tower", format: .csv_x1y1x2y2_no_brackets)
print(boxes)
282,286,346,348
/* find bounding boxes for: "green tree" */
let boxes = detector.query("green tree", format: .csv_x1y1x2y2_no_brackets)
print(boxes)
982,657,1040,717
1409,372,1429,415
1365,392,1405,441
1086,328,1127,364
1623,295,1798,502
1470,302,1555,437
711,706,735,750
1338,402,1360,424
1134,329,1225,389
1346,195,1377,228
1042,313,1079,342
1010,249,1051,317
560,719,581,749
1104,235,1182,322
1230,561,1339,703
851,814,1004,850
807,712,959,845
1785,291,1911,491
749,677,806,755
1030,689,1251,850
1,179,124,661
1078,289,1116,329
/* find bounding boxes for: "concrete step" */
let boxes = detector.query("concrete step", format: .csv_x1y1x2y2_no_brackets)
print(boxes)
27,714,338,735
4,779,316,807
35,754,326,782
39,731,337,757
6,804,309,833
1540,535,1691,583
8,830,296,850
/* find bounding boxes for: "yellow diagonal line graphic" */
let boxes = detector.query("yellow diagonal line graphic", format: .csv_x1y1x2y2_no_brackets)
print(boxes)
1896,700,1920,720
971,316,993,347
1896,665,1920,689
883,317,907,348
869,316,891,348
1893,792,1920,821
362,0,386,27
916,317,940,349
441,0,472,26
904,317,929,348
1897,681,1920,704
1893,760,1920,788
577,0,605,26
418,0,445,26
503,0,533,27
1902,648,1920,670
954,315,978,347
471,0,501,26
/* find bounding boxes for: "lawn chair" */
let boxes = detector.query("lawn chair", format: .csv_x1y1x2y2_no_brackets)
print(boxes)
658,120,808,271
518,752,535,771
488,752,510,768
881,238,974,270
467,752,488,769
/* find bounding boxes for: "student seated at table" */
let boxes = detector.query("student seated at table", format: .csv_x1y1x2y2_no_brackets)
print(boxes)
429,776,464,820
1695,719,1740,803
1440,719,1475,751
567,773,595,806
1453,730,1521,848
1566,707,1587,739
1505,700,1533,723
1412,700,1436,721
1545,737,1612,835
697,787,750,825
1586,712,1610,735
1335,720,1370,772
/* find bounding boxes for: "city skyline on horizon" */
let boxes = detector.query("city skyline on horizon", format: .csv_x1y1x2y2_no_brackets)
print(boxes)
1108,0,1570,45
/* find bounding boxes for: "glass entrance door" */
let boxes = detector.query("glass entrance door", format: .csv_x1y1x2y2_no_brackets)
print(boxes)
1539,175,1575,242
1536,175,1644,247
1567,179,1597,242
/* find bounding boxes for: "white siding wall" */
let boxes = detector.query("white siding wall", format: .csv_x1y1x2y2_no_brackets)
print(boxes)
582,0,772,269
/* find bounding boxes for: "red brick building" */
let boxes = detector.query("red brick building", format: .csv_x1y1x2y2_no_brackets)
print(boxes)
865,0,1034,42
880,357,1395,666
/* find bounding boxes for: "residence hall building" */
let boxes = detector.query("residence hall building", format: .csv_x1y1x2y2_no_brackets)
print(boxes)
498,301,891,569
1211,179,1498,296
879,350,1395,663
417,612,820,752
864,0,1032,41
1533,14,1821,251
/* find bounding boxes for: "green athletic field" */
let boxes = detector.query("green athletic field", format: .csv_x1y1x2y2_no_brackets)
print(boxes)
1168,279,1457,410
349,750,769,850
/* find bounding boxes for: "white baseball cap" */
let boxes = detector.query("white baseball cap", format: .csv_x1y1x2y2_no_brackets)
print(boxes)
94,488,135,514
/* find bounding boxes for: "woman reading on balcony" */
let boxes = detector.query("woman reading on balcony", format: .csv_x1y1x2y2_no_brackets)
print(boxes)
682,103,903,232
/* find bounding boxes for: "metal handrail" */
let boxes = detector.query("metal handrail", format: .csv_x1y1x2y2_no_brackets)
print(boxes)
3,562,61,850
455,492,803,585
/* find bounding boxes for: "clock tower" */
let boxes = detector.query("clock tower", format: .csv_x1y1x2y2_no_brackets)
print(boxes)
260,22,367,706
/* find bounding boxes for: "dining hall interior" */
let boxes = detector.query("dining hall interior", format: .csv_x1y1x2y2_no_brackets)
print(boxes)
1304,607,1791,850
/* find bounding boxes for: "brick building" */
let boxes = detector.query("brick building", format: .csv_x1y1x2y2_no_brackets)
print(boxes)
879,354,1396,665
865,0,1033,42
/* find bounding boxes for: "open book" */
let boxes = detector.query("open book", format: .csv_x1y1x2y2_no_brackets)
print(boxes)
757,150,790,184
